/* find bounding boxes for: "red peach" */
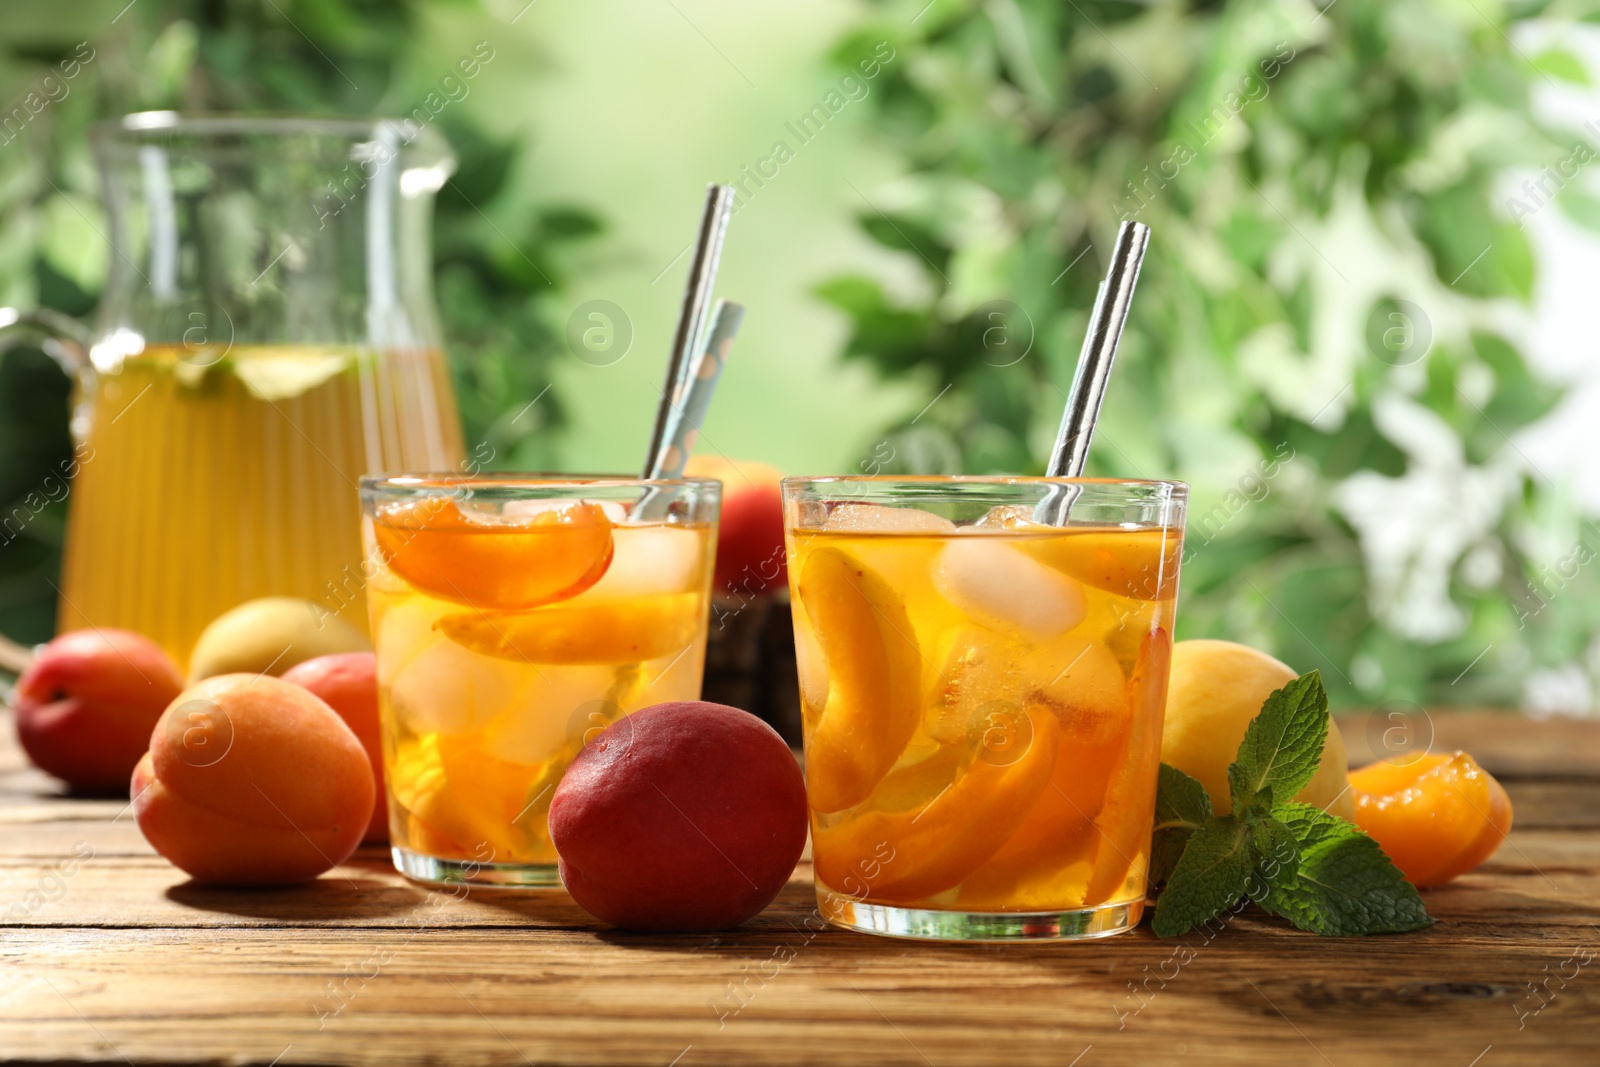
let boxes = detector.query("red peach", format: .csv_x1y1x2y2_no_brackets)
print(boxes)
14,629,184,790
132,674,374,886
684,457,786,598
282,653,387,844
549,701,807,932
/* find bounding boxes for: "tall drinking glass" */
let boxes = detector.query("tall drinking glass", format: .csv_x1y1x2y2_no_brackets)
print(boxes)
360,474,720,886
782,476,1186,941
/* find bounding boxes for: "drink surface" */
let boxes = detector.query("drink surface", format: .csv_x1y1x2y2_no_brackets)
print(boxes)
58,344,463,665
787,505,1181,915
366,500,716,867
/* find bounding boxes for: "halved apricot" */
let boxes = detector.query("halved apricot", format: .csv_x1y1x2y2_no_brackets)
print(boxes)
373,498,613,611
1349,750,1513,888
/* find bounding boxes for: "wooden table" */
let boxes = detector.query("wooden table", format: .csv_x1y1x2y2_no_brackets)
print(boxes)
2,709,1597,1066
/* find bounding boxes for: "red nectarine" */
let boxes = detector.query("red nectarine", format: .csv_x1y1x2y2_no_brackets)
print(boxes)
282,652,387,844
14,629,183,790
550,701,807,932
684,457,786,598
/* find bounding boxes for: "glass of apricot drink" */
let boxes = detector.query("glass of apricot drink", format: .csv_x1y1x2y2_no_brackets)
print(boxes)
360,475,720,886
782,477,1187,941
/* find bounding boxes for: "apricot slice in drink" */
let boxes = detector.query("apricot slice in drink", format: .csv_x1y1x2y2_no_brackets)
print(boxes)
387,733,546,860
437,592,702,666
1348,751,1512,888
796,546,923,813
813,704,1060,904
373,498,614,611
1017,527,1181,601
1083,627,1172,906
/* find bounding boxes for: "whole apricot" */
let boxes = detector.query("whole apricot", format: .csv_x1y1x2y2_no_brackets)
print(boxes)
549,701,807,932
187,597,369,682
1349,751,1512,888
14,629,184,790
281,653,387,844
132,674,374,886
1162,639,1353,819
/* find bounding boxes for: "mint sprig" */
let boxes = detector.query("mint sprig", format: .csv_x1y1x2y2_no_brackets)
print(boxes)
1149,670,1433,937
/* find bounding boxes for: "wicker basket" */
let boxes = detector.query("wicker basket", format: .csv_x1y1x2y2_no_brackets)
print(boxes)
700,593,801,747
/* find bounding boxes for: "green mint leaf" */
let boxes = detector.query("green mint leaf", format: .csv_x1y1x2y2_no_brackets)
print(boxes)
1257,802,1433,936
1226,671,1329,815
1151,814,1252,938
1244,812,1300,907
1150,763,1212,886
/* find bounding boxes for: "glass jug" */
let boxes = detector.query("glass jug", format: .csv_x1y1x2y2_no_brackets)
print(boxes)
2,114,465,668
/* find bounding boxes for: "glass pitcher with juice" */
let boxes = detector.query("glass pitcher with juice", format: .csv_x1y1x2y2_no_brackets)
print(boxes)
0,115,464,666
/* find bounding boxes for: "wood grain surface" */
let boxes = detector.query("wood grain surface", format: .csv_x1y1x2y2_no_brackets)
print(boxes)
1,708,1597,1067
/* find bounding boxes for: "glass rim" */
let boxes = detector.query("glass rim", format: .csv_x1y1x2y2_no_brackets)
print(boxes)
90,112,455,168
360,472,721,494
781,474,1188,494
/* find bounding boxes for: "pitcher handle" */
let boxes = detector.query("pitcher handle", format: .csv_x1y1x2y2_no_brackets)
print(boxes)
0,306,92,379
0,308,92,675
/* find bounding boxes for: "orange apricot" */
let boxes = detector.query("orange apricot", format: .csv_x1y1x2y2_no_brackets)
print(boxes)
131,674,374,886
372,497,613,611
1348,750,1513,889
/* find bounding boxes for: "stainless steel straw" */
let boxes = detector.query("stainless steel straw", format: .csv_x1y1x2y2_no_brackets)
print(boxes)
1046,220,1151,478
1038,220,1151,522
647,299,745,480
644,183,736,477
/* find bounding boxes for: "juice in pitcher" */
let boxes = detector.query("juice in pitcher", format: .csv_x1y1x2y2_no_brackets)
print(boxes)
57,344,461,664
783,477,1186,941
361,475,720,886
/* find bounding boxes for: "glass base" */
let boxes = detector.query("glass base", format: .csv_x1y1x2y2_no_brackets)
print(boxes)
392,846,562,889
818,883,1144,942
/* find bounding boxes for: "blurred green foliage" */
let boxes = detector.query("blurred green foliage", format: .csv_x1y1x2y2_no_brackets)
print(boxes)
0,0,597,645
824,0,1600,708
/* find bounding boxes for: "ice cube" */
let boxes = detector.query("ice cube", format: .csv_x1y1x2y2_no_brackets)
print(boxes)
973,504,1045,530
381,601,539,736
933,537,1087,641
584,524,702,598
479,664,621,764
923,625,1026,745
501,498,629,523
793,608,831,713
1020,633,1128,744
824,502,956,535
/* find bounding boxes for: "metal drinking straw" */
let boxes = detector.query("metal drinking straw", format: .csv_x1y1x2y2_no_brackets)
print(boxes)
1039,220,1151,521
644,183,736,478
647,299,745,480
